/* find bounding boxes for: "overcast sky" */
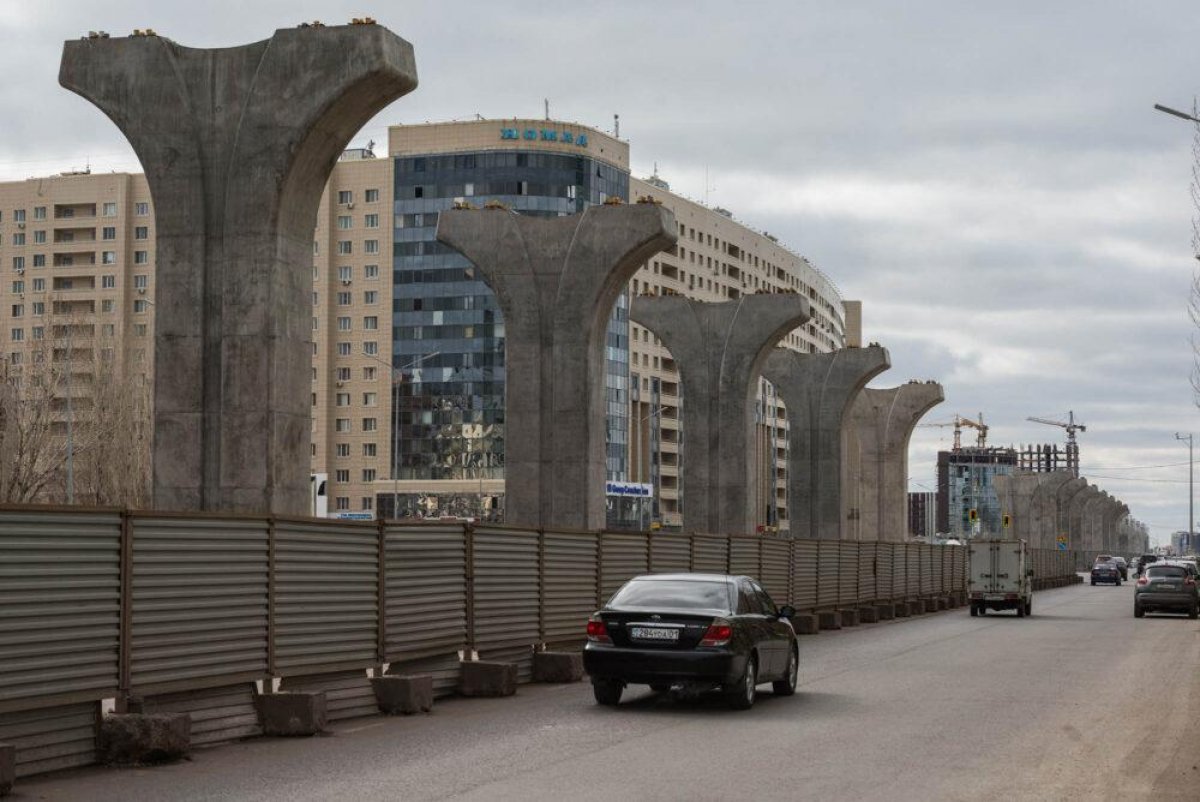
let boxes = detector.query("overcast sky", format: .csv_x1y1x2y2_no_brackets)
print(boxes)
3,2,1198,546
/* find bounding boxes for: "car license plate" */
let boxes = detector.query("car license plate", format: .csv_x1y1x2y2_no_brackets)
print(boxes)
630,626,679,642
1155,585,1178,592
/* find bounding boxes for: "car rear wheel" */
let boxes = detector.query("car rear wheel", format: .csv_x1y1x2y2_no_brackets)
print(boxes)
1190,603,1198,620
1090,580,1096,586
773,647,798,697
592,680,622,707
1134,604,1145,618
727,656,757,710
969,604,978,617
1024,600,1032,617
1016,602,1025,618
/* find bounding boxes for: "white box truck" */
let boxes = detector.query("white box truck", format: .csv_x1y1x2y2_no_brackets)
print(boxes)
968,539,1033,617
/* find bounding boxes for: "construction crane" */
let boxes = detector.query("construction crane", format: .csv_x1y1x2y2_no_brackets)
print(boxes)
1027,410,1086,478
917,413,989,451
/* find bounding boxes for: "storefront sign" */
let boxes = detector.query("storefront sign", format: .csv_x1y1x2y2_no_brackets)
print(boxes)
500,127,589,147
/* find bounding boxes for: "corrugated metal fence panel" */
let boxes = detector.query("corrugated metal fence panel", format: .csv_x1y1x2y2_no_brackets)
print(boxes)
817,542,839,608
274,520,378,674
793,541,818,610
0,509,121,711
876,543,896,600
838,543,857,607
129,516,269,691
542,530,598,644
478,644,535,684
857,543,876,605
280,670,377,722
931,547,944,594
906,546,922,598
471,526,540,655
920,545,935,596
384,524,467,662
600,532,649,601
144,682,261,746
0,701,98,778
759,539,791,607
953,547,966,591
691,535,729,573
386,653,462,699
649,533,690,573
729,537,761,578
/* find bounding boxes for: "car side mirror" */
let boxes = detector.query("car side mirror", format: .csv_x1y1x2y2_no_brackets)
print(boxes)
778,605,796,619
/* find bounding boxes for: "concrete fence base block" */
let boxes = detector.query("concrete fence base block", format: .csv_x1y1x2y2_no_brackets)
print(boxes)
945,595,959,609
792,613,819,635
97,713,191,765
893,602,910,618
817,611,842,631
908,600,925,616
459,661,518,697
936,597,949,611
840,609,860,627
532,651,584,683
858,606,879,624
371,675,433,715
0,743,13,797
255,691,327,736
876,604,895,621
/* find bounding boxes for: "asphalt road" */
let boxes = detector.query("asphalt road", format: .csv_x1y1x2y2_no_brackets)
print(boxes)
20,579,1200,801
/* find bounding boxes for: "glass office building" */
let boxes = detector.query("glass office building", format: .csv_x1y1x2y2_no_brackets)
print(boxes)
384,134,630,517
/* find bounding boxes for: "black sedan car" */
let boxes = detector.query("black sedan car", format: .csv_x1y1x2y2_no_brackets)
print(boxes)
1091,561,1121,586
583,573,798,710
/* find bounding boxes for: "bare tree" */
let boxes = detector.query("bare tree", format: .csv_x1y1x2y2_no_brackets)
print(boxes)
0,346,73,503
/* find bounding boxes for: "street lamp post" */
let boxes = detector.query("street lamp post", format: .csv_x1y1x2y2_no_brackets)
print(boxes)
1177,432,1194,549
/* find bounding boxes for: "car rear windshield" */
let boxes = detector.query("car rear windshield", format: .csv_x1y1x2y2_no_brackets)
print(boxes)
1147,566,1187,578
608,579,733,612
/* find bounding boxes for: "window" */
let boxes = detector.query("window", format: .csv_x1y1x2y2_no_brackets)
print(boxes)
12,210,24,222
102,275,116,289
10,328,23,342
364,240,379,254
134,226,148,240
135,202,149,216
364,291,378,304
336,392,350,407
12,233,25,246
335,469,350,483
364,264,379,279
101,300,115,313
337,242,352,255
32,279,44,292
335,496,350,509
364,213,379,228
33,230,45,244
31,326,43,339
133,300,149,313
338,266,352,281
337,190,352,205
363,367,376,381
337,316,351,331
363,341,378,356
337,215,352,230
362,418,377,432
363,316,378,330
102,202,117,217
365,189,379,203
362,443,377,457
362,392,377,406
337,291,351,305
10,305,22,318
102,226,116,240
11,257,23,270
102,323,115,336
132,250,147,266
361,497,374,511
33,206,45,220
134,275,147,289
102,251,116,265
11,280,23,293
134,323,147,336
32,255,44,267
337,342,351,357
335,444,351,458
362,469,376,482
336,419,352,433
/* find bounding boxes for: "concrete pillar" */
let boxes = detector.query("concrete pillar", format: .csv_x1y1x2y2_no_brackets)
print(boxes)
1054,477,1088,551
629,295,811,534
1030,471,1074,550
995,472,1041,544
761,346,890,539
1067,484,1100,554
1102,500,1129,553
60,26,418,514
437,204,676,530
1083,492,1111,553
849,382,944,541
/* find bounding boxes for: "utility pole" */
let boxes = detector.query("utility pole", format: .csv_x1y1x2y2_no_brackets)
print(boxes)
1178,432,1194,548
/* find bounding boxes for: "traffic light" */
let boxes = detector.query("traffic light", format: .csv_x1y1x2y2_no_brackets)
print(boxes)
969,509,978,522
1003,514,1011,529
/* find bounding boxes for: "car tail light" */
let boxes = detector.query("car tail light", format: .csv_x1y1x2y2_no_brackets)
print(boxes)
586,615,611,644
1137,577,1148,586
1186,577,1196,587
699,618,733,647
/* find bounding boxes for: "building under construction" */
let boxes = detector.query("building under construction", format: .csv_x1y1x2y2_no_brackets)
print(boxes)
936,448,1017,539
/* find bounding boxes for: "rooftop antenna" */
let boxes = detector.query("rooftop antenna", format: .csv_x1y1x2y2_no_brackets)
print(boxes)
544,98,550,121
366,139,375,155
704,165,715,206
614,113,620,138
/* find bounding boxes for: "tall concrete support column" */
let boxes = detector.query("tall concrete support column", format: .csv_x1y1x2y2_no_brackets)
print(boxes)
437,205,675,530
629,295,811,534
996,472,1042,544
1031,471,1075,550
849,381,944,542
1103,500,1129,553
1067,484,1100,553
1054,477,1088,551
60,27,418,514
760,345,889,539
1083,492,1112,553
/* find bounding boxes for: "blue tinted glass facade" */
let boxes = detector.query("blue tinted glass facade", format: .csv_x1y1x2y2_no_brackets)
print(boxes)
391,149,630,487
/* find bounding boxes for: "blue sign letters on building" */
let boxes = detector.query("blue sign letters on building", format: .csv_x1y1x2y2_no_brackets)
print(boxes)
500,127,588,147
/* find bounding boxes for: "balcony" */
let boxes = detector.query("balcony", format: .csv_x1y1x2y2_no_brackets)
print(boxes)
53,252,97,267
53,227,97,243
52,276,96,292
54,203,97,220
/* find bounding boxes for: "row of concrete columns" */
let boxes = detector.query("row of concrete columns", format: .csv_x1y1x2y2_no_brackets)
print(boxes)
994,471,1145,553
60,24,945,538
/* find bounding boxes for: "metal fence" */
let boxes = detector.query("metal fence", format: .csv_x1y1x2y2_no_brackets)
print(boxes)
0,505,1081,778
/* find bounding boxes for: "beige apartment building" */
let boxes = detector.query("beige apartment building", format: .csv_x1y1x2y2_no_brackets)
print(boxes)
1,121,853,532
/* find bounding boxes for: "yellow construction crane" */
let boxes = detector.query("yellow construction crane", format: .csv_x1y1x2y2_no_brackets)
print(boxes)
1027,410,1086,477
917,413,988,451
